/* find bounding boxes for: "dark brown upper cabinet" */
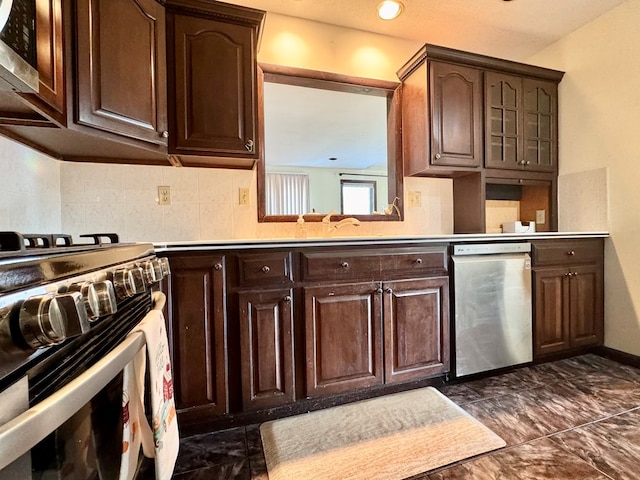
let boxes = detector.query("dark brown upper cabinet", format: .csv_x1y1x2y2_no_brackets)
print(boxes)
399,54,483,176
16,0,66,124
75,0,168,145
398,44,564,178
166,2,264,165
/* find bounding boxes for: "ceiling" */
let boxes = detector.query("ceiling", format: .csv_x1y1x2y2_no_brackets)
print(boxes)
229,0,626,60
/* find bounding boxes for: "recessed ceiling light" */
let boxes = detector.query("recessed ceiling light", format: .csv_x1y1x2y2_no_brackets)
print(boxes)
377,1,404,20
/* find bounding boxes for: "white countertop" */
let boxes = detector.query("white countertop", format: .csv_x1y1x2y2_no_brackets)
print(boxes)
153,232,609,252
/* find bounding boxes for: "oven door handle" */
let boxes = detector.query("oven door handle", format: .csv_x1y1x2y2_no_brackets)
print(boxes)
0,331,146,471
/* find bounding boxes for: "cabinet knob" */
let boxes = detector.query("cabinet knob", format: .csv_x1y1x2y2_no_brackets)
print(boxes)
518,179,524,184
245,139,254,152
525,161,531,165
376,288,383,294
385,288,393,294
214,263,223,271
261,265,271,274
414,258,423,265
567,250,576,256
434,153,441,160
565,272,571,277
340,261,349,269
161,130,169,138
283,295,291,303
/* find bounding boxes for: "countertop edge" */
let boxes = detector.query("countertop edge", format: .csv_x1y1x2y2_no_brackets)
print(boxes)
153,232,610,252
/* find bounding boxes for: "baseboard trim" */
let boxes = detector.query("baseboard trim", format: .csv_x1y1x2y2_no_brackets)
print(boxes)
593,345,640,368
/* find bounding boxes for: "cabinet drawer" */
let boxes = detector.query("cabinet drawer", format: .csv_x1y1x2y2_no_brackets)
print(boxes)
301,251,380,281
532,239,603,266
301,246,448,281
378,247,448,275
237,252,293,285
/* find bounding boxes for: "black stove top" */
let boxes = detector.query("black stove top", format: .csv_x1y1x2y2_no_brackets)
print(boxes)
0,232,154,293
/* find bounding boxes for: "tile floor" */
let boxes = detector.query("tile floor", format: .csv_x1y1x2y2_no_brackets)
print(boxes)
171,354,640,479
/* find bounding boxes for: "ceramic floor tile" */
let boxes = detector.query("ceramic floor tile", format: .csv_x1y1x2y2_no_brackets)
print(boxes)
461,368,545,399
550,408,640,480
429,438,611,480
437,383,484,405
462,389,572,446
172,459,250,480
173,427,248,474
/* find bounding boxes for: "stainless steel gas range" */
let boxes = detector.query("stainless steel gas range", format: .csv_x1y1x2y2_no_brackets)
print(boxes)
0,231,170,479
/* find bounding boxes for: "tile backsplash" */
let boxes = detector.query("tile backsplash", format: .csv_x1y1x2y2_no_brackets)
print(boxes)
0,131,453,242
60,162,454,242
0,140,61,233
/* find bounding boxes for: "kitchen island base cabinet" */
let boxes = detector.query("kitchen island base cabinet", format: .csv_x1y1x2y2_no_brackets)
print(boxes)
238,288,295,410
163,254,228,417
304,283,384,398
384,277,449,383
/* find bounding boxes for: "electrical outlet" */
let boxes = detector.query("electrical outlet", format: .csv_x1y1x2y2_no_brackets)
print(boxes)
408,191,422,207
239,188,250,205
157,186,171,205
536,209,546,224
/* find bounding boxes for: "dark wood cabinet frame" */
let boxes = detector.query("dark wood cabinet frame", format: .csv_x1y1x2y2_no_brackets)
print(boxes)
257,63,404,223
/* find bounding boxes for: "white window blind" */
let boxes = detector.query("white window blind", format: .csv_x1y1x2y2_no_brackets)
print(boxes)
265,173,310,215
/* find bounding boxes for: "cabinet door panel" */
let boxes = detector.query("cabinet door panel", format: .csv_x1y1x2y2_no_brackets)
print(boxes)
485,72,523,170
522,79,557,173
534,267,570,356
170,14,257,157
76,0,167,144
165,255,227,414
304,283,383,397
239,288,294,410
569,265,604,348
384,277,449,383
430,62,482,168
36,0,65,115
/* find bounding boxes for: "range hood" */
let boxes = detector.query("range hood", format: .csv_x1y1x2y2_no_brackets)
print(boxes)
0,0,39,93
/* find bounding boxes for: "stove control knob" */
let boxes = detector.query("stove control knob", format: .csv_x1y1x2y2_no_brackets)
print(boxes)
112,268,136,299
92,281,118,318
130,267,147,293
143,259,164,284
158,257,171,277
55,292,90,337
19,294,66,348
68,281,101,321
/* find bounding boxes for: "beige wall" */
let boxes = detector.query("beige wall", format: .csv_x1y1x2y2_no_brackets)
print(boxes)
528,0,639,354
0,138,61,233
258,13,421,81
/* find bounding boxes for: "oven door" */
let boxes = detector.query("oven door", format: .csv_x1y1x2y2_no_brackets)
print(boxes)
0,331,150,479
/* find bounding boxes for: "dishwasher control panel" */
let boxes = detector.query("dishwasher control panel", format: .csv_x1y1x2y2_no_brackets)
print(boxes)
452,242,531,256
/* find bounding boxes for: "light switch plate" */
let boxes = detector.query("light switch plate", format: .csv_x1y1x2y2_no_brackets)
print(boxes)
536,209,546,224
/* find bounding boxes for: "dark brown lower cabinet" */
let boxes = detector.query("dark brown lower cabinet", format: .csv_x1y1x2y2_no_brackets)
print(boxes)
534,264,603,356
238,288,295,410
163,254,228,416
383,277,450,383
304,282,384,397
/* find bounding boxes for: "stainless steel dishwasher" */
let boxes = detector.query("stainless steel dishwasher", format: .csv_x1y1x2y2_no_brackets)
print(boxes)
452,243,532,377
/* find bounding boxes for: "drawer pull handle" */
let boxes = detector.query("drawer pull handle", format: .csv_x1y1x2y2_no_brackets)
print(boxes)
385,288,393,294
567,251,576,256
214,263,223,271
261,265,271,274
414,258,423,265
283,295,291,303
340,262,349,269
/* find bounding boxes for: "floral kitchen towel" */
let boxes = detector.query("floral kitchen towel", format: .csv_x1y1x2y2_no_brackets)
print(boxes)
131,296,179,480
